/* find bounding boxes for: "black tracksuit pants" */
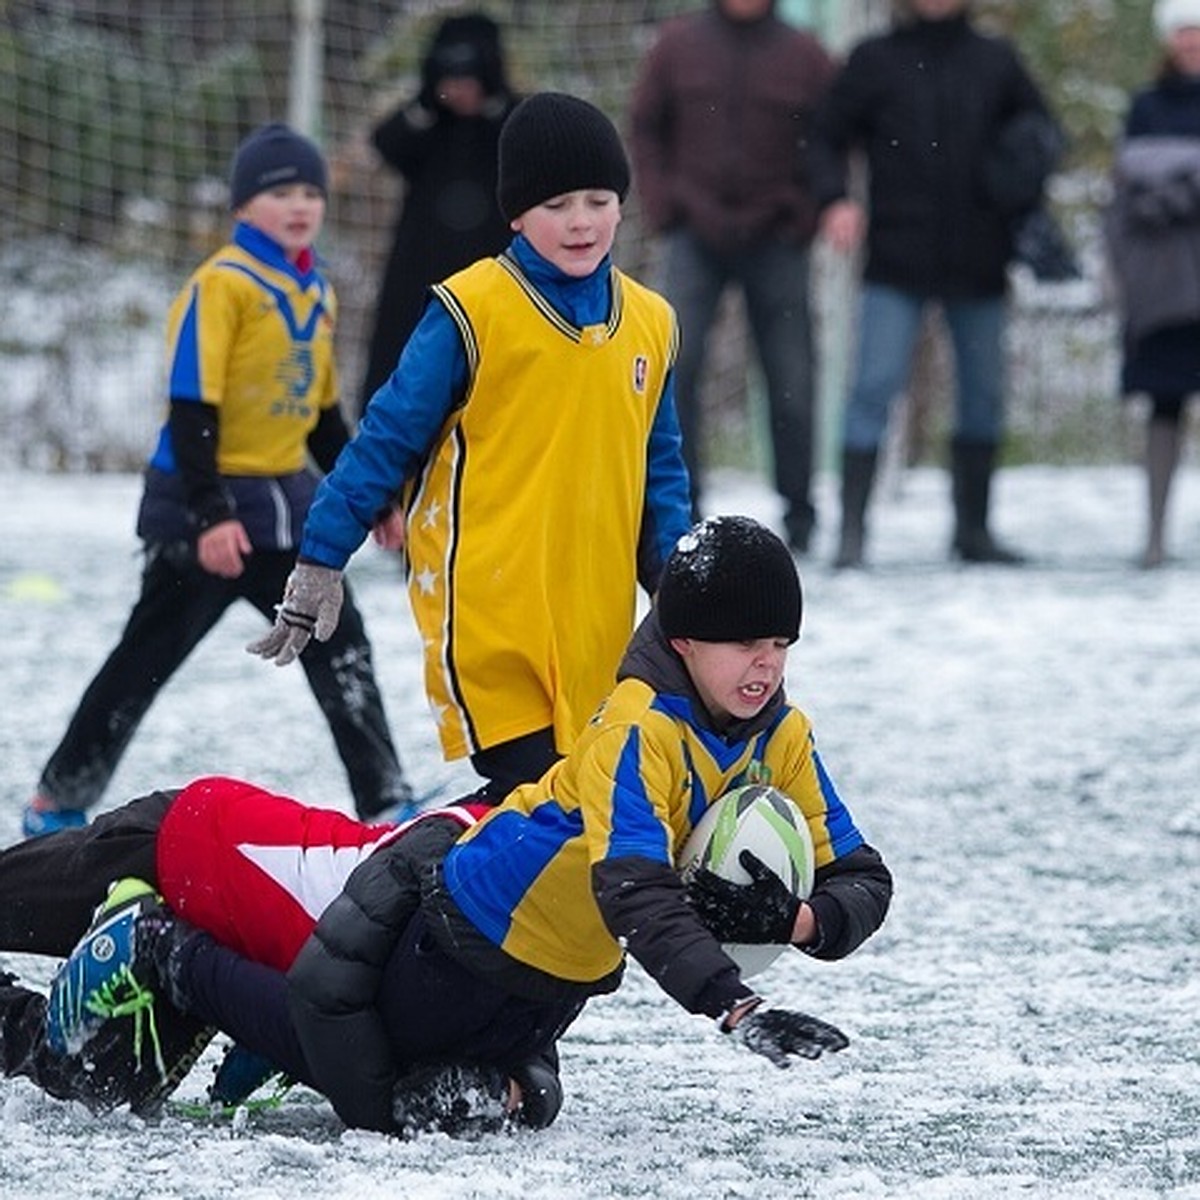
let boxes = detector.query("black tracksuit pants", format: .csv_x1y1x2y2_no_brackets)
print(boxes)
37,543,410,819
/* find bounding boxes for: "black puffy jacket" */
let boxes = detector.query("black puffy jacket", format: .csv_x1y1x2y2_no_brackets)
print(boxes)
810,13,1055,298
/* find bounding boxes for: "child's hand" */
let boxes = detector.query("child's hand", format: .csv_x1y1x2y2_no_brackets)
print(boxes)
729,1007,849,1067
197,520,252,578
247,562,344,666
371,508,407,551
686,850,800,944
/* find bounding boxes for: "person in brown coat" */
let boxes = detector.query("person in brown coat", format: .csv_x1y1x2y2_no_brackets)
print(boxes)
629,0,836,553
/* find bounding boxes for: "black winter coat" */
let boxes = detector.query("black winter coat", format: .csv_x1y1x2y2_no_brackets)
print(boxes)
358,94,518,411
809,13,1053,298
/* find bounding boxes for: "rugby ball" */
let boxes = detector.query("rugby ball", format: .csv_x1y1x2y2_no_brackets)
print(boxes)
679,784,815,978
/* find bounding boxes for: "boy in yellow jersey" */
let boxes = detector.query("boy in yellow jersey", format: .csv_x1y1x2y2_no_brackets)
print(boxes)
23,124,413,837
250,93,694,804
83,516,890,1134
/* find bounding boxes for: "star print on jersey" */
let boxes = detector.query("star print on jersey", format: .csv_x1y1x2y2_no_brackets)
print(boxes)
420,499,443,529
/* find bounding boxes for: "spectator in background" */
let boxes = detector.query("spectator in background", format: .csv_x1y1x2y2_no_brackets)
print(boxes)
628,0,836,554
358,12,518,416
1105,0,1200,569
22,124,414,839
811,0,1058,568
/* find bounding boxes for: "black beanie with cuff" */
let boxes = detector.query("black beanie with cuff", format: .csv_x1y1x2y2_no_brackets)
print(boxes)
229,123,328,210
496,92,630,221
657,516,802,644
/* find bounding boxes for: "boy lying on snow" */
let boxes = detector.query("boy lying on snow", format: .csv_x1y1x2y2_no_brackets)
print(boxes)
0,516,892,1135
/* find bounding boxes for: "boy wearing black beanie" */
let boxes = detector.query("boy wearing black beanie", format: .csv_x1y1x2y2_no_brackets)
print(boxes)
253,93,694,809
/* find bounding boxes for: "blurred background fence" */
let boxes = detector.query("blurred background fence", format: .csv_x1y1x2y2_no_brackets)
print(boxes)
0,0,1176,474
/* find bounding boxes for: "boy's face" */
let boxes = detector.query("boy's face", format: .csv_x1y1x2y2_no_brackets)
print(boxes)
510,189,621,277
235,183,326,261
670,636,790,727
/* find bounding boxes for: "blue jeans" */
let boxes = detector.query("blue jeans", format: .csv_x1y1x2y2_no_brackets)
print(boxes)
842,283,1007,452
664,228,816,541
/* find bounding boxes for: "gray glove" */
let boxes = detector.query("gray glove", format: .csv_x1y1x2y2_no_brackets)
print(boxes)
247,562,343,666
730,1008,849,1067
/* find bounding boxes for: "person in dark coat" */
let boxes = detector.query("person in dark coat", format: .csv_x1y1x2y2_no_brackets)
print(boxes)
810,0,1058,567
1105,0,1200,568
357,12,518,415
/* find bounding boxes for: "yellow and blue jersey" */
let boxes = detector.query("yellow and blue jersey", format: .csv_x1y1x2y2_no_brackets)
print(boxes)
442,668,863,985
148,222,340,478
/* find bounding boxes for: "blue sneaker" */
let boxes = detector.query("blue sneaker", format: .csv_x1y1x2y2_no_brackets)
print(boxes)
22,802,87,839
209,1043,287,1108
47,878,164,1064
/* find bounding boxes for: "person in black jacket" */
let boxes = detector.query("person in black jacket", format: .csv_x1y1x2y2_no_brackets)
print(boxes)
811,0,1056,567
357,12,518,416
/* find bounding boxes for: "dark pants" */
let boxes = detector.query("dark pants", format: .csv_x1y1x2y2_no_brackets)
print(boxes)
177,912,583,1091
664,227,817,544
38,543,409,819
0,791,212,1114
469,727,561,803
0,790,170,957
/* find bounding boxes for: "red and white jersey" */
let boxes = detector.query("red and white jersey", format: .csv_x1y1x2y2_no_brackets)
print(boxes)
154,776,483,971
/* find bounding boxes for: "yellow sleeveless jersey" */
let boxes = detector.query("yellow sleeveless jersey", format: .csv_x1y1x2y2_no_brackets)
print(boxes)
410,255,678,761
164,239,340,475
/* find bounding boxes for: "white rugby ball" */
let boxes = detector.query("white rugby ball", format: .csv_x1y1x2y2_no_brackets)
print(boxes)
679,784,815,978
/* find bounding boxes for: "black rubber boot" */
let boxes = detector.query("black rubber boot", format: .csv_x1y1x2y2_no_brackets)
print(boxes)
950,439,1025,564
833,447,879,569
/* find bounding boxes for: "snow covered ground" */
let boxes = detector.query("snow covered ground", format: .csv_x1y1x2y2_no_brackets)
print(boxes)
1,463,1198,1200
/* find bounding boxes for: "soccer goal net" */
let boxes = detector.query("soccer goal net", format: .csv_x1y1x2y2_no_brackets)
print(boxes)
4,1,891,471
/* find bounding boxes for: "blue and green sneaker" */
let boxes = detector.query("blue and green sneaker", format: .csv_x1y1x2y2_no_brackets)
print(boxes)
47,878,166,1073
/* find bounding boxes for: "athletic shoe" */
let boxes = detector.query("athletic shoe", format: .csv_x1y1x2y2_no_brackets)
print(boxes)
71,1004,216,1117
21,800,87,839
46,878,163,1063
209,1042,289,1108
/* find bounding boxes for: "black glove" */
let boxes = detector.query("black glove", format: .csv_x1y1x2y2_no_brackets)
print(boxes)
686,850,800,944
731,1008,849,1067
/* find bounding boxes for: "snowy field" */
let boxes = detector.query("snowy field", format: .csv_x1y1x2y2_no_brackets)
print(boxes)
1,463,1198,1200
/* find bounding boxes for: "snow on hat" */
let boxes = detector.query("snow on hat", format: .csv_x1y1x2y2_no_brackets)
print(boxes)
229,123,327,210
496,92,630,221
657,516,802,644
1155,0,1200,38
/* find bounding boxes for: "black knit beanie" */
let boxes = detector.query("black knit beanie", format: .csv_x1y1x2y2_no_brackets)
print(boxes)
229,123,328,210
657,516,802,644
496,92,630,221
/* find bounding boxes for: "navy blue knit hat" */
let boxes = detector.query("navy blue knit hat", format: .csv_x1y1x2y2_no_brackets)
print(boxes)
497,92,630,221
229,123,328,210
657,516,802,644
